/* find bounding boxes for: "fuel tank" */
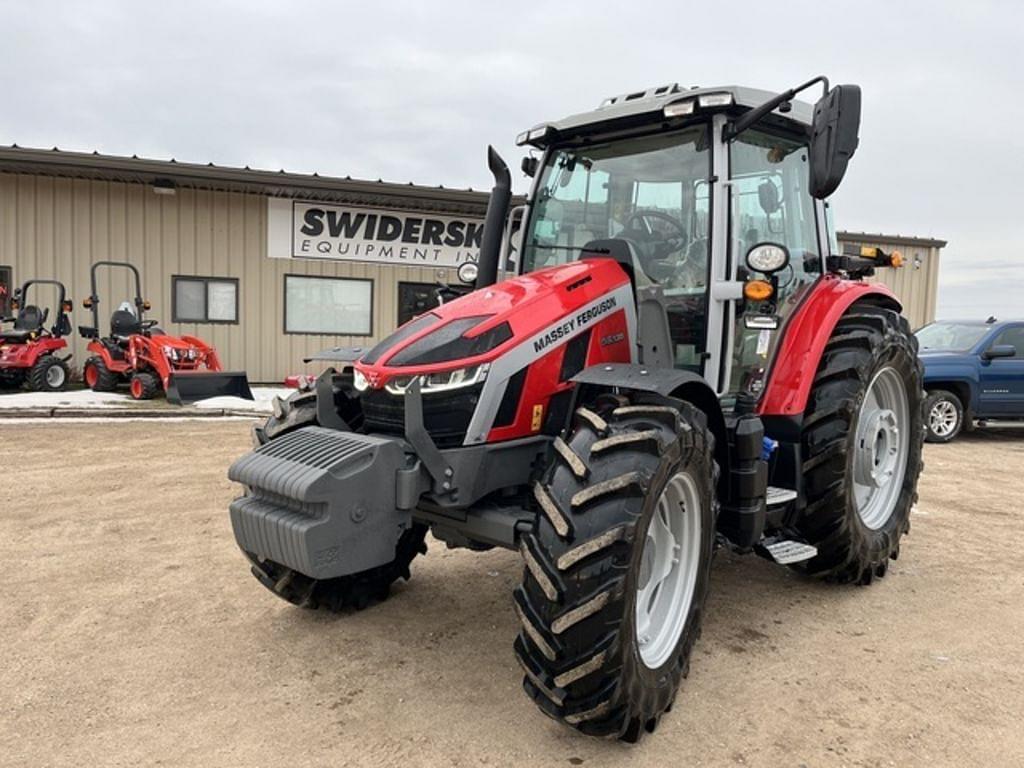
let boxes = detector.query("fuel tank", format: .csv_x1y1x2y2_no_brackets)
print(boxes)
354,258,637,445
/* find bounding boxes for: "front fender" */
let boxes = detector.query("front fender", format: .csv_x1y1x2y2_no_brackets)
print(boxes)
758,276,902,417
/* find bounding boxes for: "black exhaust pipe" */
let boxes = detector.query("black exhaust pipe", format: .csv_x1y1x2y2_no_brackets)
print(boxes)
475,146,511,290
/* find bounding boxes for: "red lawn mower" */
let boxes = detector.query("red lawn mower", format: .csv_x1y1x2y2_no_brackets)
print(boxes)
79,261,252,405
0,279,73,392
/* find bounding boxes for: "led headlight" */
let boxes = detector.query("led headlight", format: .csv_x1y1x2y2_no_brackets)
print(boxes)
352,368,369,391
385,364,489,395
163,345,179,361
745,243,790,274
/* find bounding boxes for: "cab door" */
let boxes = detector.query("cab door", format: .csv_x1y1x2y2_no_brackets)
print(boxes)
978,325,1024,416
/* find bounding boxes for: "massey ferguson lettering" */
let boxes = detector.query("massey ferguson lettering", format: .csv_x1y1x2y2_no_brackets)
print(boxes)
533,296,618,353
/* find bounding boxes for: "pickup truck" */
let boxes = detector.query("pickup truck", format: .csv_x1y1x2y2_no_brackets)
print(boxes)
916,319,1024,442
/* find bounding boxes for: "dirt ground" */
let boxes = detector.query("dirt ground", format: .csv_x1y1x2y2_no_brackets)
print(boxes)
2,420,1023,768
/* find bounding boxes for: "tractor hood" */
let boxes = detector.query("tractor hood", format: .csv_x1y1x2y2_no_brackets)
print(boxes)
354,258,632,390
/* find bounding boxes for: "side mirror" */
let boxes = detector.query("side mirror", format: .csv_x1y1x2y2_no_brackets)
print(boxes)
809,84,861,199
983,344,1016,360
521,156,538,178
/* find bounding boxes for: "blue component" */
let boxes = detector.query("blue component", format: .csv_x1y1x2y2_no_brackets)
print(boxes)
762,437,779,462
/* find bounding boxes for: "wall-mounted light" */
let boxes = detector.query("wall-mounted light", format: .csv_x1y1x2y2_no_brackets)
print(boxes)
152,178,177,196
913,255,923,270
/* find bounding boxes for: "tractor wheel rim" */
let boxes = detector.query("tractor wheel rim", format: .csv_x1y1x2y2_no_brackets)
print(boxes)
131,379,142,398
85,366,97,387
929,400,959,437
635,470,701,669
853,367,910,530
46,364,65,387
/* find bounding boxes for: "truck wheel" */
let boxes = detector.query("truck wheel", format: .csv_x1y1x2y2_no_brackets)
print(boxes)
923,389,963,443
514,398,717,741
795,305,924,584
244,388,427,611
28,355,70,392
83,356,118,392
129,371,161,400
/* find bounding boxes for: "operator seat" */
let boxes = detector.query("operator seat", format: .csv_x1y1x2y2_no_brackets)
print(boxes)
110,308,142,341
0,305,47,343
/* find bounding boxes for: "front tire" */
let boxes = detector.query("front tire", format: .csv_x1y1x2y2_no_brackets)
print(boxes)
923,389,963,443
129,371,160,400
245,387,426,611
28,355,69,392
796,305,924,584
514,398,717,741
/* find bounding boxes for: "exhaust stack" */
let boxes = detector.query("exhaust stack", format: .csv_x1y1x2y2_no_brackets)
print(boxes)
475,146,511,290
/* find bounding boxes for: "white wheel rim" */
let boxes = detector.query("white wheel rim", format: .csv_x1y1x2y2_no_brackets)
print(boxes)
635,470,702,669
928,399,959,437
45,364,65,388
853,367,910,530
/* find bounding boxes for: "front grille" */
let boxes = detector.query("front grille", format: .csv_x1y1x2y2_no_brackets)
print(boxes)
360,383,483,448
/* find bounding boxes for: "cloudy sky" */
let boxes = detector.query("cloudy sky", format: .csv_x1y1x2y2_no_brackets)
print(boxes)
2,1,1020,318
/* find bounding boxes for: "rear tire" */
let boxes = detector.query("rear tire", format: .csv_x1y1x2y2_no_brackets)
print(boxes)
0,370,26,390
923,389,963,443
28,355,69,392
514,397,717,741
245,387,426,611
129,371,160,400
83,356,118,392
795,305,924,584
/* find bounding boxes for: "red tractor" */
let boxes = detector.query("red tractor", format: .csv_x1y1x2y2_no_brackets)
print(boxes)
227,77,924,741
0,279,73,392
80,261,252,404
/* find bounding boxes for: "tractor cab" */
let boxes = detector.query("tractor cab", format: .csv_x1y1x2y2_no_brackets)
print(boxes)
514,79,859,403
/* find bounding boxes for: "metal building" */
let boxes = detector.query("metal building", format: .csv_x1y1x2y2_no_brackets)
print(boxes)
0,145,946,383
0,146,489,382
837,231,946,330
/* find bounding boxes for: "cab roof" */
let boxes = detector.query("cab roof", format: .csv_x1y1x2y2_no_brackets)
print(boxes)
526,84,814,144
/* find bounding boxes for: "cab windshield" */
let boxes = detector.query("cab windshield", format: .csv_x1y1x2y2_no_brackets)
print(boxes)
916,322,990,352
521,126,711,287
520,126,712,371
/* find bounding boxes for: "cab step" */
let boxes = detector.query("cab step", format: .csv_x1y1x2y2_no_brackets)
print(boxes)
760,537,818,565
766,486,798,506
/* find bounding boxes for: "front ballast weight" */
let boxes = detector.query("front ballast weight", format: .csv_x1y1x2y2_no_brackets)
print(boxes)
229,426,423,579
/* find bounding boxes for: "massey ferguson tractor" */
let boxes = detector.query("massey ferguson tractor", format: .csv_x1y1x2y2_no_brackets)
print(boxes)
79,261,252,404
0,279,73,391
227,76,924,741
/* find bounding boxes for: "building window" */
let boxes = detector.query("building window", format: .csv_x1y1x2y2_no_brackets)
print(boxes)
284,274,373,336
172,276,239,323
397,282,442,327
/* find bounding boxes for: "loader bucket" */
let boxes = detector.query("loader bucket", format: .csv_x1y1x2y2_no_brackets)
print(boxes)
165,371,254,406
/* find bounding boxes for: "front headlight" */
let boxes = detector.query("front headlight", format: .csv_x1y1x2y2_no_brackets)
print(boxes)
163,345,178,361
353,368,369,391
385,364,489,395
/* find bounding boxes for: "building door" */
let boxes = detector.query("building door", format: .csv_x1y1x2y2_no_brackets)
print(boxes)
397,282,442,327
979,324,1024,416
0,266,12,317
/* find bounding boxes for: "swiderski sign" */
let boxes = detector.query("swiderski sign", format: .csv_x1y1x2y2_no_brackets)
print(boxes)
267,199,484,269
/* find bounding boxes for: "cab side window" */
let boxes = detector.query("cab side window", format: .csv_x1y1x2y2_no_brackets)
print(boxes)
991,326,1024,356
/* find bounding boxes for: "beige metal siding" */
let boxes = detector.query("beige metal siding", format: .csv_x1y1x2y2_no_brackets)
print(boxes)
837,236,942,330
0,173,457,382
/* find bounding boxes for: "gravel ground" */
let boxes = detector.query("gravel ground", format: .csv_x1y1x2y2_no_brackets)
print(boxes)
2,420,1023,767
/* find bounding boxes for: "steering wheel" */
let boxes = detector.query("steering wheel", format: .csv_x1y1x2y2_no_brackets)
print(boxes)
621,210,691,280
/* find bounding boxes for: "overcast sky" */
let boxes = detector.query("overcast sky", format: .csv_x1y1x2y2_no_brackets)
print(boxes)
2,1,1020,319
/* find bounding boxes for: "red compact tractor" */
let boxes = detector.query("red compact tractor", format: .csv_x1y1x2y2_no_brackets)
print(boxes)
0,279,73,392
80,261,252,404
227,77,924,741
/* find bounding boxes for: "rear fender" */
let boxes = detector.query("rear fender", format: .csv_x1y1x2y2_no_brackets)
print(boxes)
758,276,902,417
86,338,131,374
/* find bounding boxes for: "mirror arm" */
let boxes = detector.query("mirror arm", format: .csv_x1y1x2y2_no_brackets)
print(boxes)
724,75,830,142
